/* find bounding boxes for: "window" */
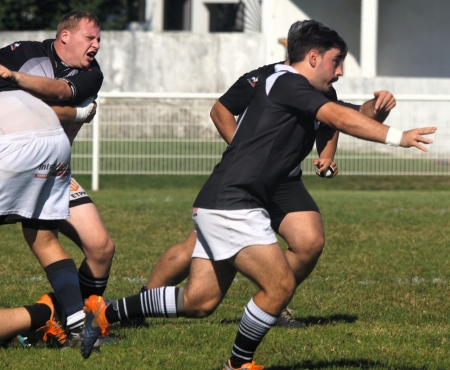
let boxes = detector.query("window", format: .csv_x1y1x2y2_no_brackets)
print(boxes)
164,0,192,30
206,2,244,32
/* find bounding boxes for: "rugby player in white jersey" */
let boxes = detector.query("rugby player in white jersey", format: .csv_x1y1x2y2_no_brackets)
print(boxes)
0,11,113,347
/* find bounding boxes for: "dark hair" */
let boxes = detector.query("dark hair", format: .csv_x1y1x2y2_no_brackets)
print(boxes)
287,20,347,64
56,11,100,39
287,20,307,40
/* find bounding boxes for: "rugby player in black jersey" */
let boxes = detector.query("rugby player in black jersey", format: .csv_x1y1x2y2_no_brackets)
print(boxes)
81,20,435,369
142,21,395,329
0,11,114,348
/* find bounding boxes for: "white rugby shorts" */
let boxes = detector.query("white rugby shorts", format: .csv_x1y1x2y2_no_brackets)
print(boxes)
192,208,278,261
0,127,71,220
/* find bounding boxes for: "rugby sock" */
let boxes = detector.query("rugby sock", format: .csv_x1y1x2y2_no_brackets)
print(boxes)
44,259,85,332
229,298,277,368
105,287,184,323
23,304,51,330
78,264,109,299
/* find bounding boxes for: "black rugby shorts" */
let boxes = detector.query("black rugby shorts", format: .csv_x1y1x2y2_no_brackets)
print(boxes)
267,176,319,233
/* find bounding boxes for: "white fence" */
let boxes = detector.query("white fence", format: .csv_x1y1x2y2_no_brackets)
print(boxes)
70,93,450,190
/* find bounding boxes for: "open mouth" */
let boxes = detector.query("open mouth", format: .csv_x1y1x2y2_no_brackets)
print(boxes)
87,51,97,58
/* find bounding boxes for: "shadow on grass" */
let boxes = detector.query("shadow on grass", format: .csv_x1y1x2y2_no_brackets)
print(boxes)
138,313,359,327
300,313,358,327
216,313,359,327
263,358,431,369
119,318,150,329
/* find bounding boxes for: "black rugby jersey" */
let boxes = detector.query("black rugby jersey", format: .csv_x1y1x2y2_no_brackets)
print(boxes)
194,65,335,210
219,61,359,118
0,39,103,104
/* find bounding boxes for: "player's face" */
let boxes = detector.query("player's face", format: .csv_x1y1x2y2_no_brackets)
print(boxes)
312,48,344,92
66,19,101,69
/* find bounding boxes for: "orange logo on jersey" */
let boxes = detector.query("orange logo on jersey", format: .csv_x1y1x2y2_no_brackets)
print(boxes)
70,179,80,192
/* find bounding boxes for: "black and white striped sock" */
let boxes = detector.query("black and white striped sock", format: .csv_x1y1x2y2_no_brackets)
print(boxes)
105,287,183,323
229,298,277,368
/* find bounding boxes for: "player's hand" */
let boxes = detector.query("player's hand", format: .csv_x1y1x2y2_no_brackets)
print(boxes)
313,158,338,178
0,64,14,81
400,127,437,152
85,101,97,123
373,90,396,115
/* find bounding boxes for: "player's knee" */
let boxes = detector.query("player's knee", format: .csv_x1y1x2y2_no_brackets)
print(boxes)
291,232,325,259
280,271,296,300
103,236,115,260
86,235,115,264
266,271,296,308
184,296,220,318
307,233,325,257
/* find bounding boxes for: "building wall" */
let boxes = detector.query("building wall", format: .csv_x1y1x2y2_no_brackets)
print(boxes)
1,29,448,156
378,0,450,77
0,31,265,93
268,0,362,76
274,0,450,78
2,30,450,95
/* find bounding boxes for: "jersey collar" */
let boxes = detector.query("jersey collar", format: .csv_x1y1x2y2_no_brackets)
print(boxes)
274,64,298,74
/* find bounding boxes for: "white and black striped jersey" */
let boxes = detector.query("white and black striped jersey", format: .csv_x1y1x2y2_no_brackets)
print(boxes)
194,65,340,210
0,39,103,105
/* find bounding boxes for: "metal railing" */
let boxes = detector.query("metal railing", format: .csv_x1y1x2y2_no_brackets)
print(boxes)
70,93,450,190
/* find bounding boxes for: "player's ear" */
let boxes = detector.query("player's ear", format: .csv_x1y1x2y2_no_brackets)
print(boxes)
308,50,318,68
59,29,70,44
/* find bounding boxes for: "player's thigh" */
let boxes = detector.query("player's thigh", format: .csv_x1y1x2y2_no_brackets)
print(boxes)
233,243,295,293
277,211,324,253
184,257,236,314
59,202,110,250
183,229,198,250
22,227,70,267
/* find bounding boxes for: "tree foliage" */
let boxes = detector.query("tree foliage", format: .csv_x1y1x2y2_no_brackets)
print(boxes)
0,0,140,31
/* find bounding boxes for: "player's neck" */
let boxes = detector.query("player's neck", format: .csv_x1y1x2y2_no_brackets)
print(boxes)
53,41,70,67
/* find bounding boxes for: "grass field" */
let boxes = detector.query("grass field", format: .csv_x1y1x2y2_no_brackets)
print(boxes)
1,175,449,369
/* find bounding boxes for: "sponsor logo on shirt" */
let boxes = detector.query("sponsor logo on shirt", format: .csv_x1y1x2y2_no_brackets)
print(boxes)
35,162,71,178
70,190,87,199
10,42,21,51
247,76,258,87
70,179,80,192
192,207,198,217
69,178,88,199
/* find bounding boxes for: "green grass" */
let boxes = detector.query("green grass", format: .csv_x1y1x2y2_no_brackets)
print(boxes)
1,176,450,369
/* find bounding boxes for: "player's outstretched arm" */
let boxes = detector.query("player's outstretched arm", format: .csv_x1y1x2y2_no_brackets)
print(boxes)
210,101,238,144
399,128,435,152
316,102,436,152
0,63,72,102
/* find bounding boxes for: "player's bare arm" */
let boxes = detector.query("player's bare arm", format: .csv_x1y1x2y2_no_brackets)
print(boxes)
210,101,238,144
0,63,72,102
317,101,436,152
50,101,97,125
314,90,395,177
314,127,339,177
359,90,396,123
